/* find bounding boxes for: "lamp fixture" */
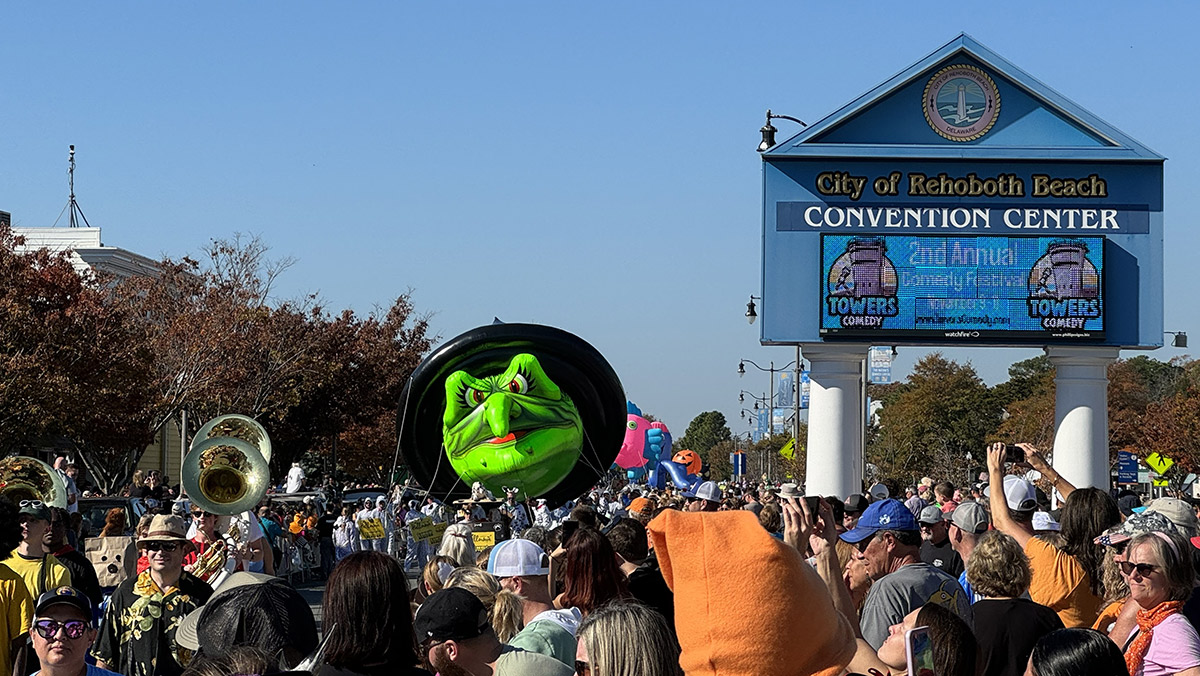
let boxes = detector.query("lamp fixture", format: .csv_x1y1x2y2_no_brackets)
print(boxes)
758,109,808,152
1167,331,1188,348
746,296,760,325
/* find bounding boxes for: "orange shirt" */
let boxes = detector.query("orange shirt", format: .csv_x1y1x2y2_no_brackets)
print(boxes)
1092,599,1124,633
1025,536,1102,628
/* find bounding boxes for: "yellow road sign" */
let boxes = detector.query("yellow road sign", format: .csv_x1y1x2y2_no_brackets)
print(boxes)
1146,452,1175,475
779,438,796,461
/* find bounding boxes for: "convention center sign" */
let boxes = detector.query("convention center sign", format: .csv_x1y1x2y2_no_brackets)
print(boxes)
760,35,1163,348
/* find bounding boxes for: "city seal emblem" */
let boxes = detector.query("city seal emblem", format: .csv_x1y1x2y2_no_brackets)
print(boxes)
923,64,1000,142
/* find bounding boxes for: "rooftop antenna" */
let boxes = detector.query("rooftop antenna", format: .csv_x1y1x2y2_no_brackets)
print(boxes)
52,145,92,228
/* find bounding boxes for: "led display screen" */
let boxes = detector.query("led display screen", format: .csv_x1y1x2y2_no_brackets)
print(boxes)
819,235,1104,341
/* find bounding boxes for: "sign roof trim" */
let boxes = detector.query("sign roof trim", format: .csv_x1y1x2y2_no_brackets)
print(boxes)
763,33,1165,162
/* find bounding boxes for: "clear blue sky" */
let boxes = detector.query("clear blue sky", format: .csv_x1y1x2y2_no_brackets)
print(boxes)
2,3,1196,438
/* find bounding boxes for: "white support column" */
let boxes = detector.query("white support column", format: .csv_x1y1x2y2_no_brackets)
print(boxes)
803,343,867,498
1046,346,1120,490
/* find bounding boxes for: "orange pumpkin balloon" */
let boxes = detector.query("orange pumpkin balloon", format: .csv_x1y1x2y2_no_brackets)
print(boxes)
672,449,702,476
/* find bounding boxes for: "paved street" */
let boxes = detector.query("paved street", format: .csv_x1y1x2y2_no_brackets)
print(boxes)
296,581,325,631
293,571,422,633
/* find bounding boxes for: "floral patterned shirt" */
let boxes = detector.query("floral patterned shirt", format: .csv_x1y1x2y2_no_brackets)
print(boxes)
92,569,212,676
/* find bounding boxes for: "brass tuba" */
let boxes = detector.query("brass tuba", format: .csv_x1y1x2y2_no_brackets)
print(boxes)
183,415,271,585
183,415,272,516
0,456,68,509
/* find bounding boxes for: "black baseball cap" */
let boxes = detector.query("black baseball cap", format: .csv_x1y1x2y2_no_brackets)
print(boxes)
35,586,92,618
413,587,490,643
844,494,869,514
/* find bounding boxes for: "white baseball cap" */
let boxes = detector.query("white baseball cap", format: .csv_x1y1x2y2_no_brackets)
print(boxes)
683,481,722,503
1032,511,1061,532
1003,475,1038,512
487,539,550,578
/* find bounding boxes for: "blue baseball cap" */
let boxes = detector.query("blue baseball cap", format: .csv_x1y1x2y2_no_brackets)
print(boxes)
840,498,919,544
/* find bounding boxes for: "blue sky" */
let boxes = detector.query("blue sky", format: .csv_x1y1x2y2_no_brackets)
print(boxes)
2,3,1196,438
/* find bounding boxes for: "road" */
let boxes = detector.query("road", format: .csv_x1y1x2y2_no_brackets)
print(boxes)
293,572,422,632
296,581,325,630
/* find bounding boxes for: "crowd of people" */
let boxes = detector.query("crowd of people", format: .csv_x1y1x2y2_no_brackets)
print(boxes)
3,439,1200,675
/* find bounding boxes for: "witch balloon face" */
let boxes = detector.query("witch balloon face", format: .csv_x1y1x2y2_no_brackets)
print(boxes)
442,354,584,497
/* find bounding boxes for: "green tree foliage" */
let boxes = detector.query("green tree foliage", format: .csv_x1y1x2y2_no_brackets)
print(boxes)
869,353,1001,486
996,356,1057,451
705,439,736,482
992,355,1053,407
676,410,732,478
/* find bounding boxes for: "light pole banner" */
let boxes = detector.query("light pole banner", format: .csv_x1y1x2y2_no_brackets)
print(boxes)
731,452,746,476
869,346,893,384
776,371,795,407
800,371,811,408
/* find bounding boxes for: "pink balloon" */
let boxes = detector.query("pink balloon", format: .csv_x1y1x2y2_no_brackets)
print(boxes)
615,414,653,470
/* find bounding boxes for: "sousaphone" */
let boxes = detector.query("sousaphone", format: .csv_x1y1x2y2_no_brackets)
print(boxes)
0,456,68,509
183,414,271,516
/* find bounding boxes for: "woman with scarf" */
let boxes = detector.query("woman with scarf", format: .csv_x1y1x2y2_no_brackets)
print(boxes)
1119,531,1200,676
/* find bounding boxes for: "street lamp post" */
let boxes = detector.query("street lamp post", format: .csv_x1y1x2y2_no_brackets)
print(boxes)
739,358,802,441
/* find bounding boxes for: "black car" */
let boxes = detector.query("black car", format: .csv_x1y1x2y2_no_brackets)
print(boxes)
78,497,148,538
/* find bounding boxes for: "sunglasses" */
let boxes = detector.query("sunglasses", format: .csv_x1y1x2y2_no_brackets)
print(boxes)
1119,561,1160,577
575,660,591,676
20,500,44,509
143,541,181,552
33,619,89,640
191,511,214,518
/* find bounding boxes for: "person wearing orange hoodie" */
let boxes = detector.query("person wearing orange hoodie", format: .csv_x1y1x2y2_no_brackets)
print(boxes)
647,508,856,676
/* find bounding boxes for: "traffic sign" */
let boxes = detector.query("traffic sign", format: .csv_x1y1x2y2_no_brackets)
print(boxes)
1145,452,1175,475
1117,451,1139,483
779,438,796,461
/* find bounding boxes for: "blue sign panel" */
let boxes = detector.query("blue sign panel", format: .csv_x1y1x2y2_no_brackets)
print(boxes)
780,202,1150,235
869,346,893,384
730,452,746,476
759,36,1164,349
775,371,795,407
800,371,810,408
1117,451,1139,483
819,234,1104,341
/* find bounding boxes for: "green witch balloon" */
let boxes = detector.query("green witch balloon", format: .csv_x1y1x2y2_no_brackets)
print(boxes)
442,353,584,497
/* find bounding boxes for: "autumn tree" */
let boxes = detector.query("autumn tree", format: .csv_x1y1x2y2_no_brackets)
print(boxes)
705,439,737,482
1137,359,1200,483
869,354,1001,486
995,356,1057,451
0,228,433,492
0,226,159,490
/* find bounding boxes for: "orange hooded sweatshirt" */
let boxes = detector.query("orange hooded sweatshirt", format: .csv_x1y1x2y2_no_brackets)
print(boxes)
648,509,856,676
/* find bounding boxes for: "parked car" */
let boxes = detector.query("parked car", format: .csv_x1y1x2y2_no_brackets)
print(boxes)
343,486,387,507
265,490,328,514
78,497,148,538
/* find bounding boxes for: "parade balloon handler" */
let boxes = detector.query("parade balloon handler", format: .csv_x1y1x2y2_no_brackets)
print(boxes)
397,323,625,509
